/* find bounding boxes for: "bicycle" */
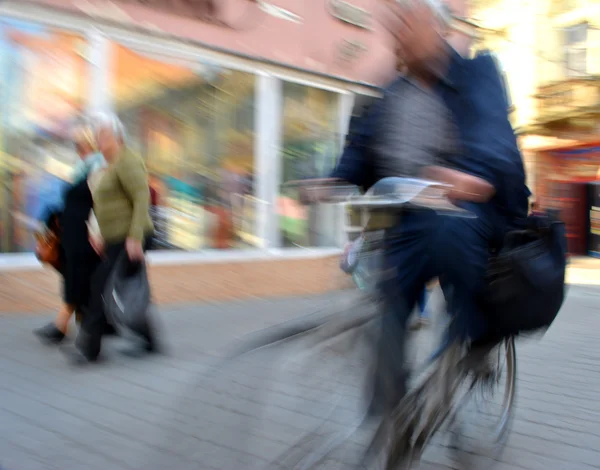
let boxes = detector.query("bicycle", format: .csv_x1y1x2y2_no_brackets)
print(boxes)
274,177,518,469
148,177,516,470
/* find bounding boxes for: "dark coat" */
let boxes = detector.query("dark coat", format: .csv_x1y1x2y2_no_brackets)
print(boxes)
59,178,101,307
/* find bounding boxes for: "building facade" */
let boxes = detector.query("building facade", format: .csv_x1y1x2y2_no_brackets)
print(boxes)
0,0,400,304
471,0,600,256
523,0,600,255
0,0,399,255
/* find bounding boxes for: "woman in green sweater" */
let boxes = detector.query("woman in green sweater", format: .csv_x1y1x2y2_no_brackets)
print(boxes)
62,112,157,364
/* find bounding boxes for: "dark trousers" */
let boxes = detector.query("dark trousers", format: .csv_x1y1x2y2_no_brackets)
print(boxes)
79,238,152,359
371,204,505,411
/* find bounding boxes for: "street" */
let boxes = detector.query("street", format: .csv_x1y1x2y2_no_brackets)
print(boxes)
1,286,600,470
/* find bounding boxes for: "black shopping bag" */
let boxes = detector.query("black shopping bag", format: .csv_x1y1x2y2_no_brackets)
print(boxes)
103,252,151,333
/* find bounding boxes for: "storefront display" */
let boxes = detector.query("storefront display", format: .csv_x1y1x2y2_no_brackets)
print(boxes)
0,13,353,254
0,18,86,252
111,42,257,250
279,83,340,247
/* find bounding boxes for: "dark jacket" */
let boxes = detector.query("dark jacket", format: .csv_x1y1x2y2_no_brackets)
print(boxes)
331,47,530,221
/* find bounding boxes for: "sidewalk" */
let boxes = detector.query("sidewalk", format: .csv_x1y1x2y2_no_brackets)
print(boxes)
2,287,600,469
0,254,347,313
568,256,600,285
1,254,600,314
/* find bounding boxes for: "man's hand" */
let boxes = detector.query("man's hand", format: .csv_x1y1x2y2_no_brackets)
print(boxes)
295,178,342,205
423,166,496,203
126,237,144,261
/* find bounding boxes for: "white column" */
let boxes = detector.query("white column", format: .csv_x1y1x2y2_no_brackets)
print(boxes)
338,91,355,150
86,29,112,114
254,73,282,249
333,91,355,247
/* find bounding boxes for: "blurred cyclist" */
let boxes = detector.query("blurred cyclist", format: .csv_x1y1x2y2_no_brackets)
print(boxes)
303,0,530,411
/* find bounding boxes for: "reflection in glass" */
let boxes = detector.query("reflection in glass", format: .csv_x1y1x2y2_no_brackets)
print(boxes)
279,82,340,247
112,44,256,250
0,19,87,252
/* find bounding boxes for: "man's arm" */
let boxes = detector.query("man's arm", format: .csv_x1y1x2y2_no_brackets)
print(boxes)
329,103,378,189
462,51,528,210
300,103,379,204
435,50,528,210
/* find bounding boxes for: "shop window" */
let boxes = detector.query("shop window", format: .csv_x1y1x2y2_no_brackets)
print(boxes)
279,82,341,247
0,19,88,252
111,44,257,250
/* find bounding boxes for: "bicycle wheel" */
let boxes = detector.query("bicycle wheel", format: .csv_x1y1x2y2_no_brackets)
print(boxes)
446,336,517,464
144,290,381,470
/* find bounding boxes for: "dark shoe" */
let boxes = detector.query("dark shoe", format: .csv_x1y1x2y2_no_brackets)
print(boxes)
34,323,65,345
119,334,161,358
60,344,98,365
61,329,101,365
138,316,160,354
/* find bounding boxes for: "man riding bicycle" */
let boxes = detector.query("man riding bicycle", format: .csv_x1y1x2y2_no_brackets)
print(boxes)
302,0,530,411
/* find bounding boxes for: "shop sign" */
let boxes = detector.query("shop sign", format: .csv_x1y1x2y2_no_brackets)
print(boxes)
547,146,600,181
328,0,371,29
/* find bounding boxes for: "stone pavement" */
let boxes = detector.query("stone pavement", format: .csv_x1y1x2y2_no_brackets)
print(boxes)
1,286,600,470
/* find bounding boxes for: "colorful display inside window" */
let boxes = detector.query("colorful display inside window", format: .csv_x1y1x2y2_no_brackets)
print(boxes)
0,19,87,252
279,83,340,247
0,19,346,253
111,43,257,250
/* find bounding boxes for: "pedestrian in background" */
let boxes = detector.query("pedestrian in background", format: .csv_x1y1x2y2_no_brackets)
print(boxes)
62,112,157,364
34,121,105,344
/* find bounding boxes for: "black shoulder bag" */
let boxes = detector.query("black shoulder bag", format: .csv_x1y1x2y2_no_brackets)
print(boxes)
482,212,568,337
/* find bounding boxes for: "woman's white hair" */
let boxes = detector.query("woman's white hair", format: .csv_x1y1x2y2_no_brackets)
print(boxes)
86,111,127,144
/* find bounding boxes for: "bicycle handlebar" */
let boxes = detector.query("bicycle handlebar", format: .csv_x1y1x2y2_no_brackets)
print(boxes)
284,177,475,217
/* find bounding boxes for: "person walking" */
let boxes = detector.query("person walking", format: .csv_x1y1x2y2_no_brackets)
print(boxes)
34,122,105,343
61,112,157,364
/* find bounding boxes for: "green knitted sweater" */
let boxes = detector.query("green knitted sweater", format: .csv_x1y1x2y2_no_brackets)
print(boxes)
93,150,154,243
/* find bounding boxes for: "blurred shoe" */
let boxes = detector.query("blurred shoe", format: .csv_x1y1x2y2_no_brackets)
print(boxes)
61,329,101,365
33,323,65,345
60,344,98,365
119,324,161,358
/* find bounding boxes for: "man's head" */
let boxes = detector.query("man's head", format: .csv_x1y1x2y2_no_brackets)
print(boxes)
385,0,454,78
87,112,126,162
